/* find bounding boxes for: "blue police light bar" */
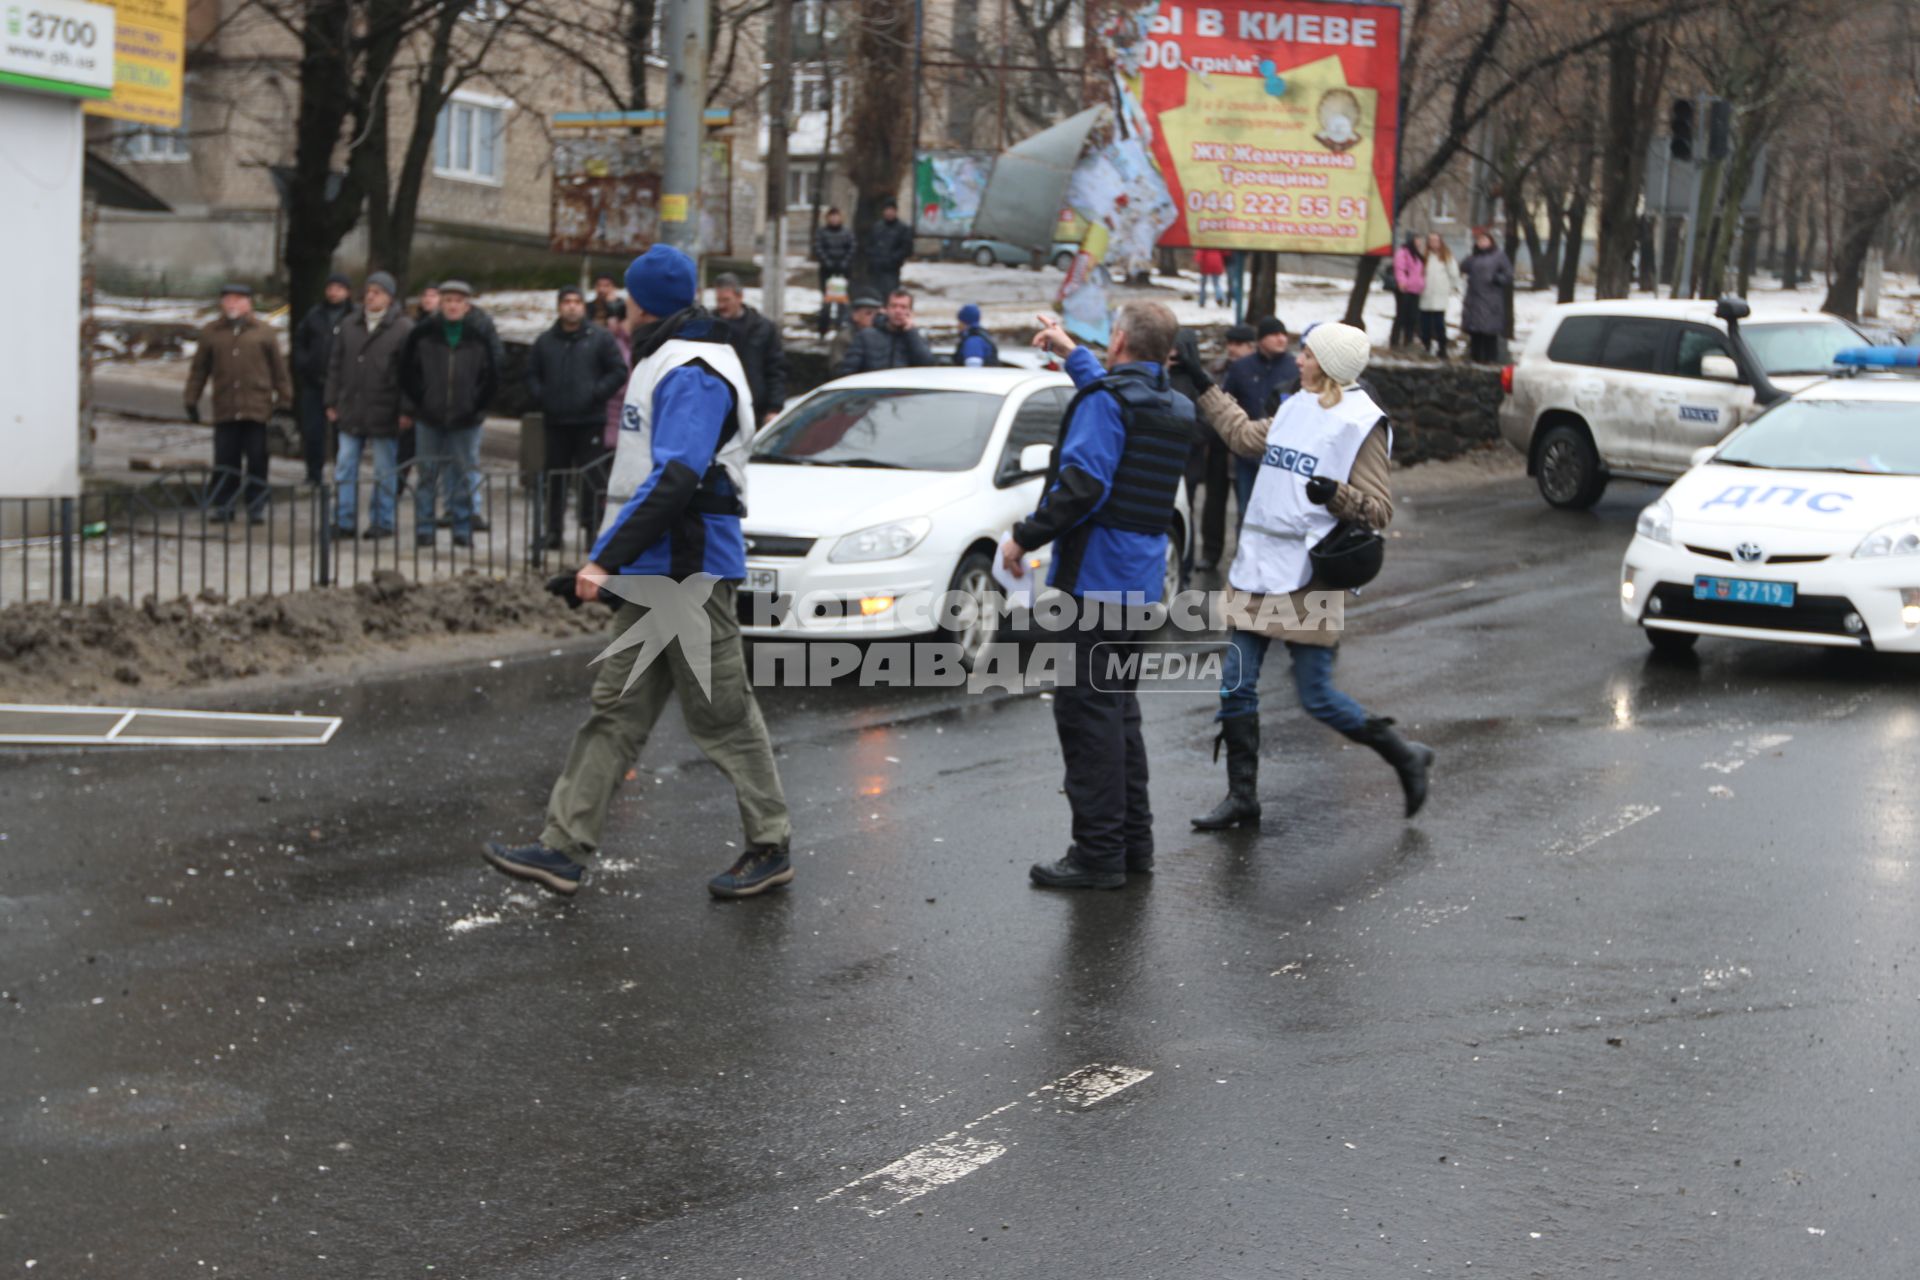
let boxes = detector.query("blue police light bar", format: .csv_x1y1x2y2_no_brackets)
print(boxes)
1834,346,1920,368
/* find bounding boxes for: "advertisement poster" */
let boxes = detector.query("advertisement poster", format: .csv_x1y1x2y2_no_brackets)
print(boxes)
83,0,185,127
915,152,994,238
1093,0,1401,255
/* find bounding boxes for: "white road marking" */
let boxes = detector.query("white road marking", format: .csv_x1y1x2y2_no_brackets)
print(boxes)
1703,733,1792,774
1547,805,1660,858
819,1063,1152,1216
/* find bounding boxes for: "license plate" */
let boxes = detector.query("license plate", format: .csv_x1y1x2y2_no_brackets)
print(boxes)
746,566,779,594
1694,575,1795,607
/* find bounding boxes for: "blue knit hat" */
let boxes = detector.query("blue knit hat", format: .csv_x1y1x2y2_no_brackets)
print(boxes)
625,244,697,320
958,303,981,326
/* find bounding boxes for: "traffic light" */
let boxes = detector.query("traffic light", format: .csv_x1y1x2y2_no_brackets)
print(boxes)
1707,99,1732,161
1669,99,1694,161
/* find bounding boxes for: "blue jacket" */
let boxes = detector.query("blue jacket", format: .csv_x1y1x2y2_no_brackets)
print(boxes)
590,361,746,580
1013,346,1191,603
1223,348,1298,419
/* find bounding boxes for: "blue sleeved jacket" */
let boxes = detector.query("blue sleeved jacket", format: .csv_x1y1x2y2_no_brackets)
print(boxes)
1012,346,1171,602
591,362,747,580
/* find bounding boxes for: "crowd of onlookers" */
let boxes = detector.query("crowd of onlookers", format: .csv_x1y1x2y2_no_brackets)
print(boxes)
1383,227,1513,362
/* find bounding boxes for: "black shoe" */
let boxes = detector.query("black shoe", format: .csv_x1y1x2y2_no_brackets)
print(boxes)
1344,716,1435,818
332,525,357,539
1028,851,1126,890
482,841,583,896
470,512,491,532
535,531,566,552
208,509,235,524
708,841,794,898
416,531,436,548
1192,715,1262,830
363,526,394,540
1126,850,1155,875
452,533,473,549
248,510,268,526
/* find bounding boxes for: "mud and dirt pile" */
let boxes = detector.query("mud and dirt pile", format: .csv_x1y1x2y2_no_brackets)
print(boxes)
0,571,605,700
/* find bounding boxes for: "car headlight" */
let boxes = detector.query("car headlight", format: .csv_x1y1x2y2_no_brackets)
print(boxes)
829,516,932,563
1854,516,1920,559
1635,499,1674,546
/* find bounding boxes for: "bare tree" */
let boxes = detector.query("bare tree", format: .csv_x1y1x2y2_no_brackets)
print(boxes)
843,0,915,291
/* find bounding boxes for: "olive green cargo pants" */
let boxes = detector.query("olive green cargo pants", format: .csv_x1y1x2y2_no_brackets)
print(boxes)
540,583,790,861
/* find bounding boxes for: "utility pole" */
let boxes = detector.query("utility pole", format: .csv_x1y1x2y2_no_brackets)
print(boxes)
660,0,710,260
764,0,795,331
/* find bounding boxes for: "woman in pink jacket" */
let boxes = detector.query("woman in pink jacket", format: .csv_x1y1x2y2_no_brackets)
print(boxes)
1390,234,1426,348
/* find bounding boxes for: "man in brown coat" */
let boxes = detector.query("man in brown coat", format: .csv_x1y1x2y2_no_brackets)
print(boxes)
183,284,292,523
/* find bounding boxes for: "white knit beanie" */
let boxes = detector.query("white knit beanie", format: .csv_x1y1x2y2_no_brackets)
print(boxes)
1304,322,1372,387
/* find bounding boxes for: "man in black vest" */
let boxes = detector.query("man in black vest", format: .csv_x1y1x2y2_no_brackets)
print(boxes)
1000,301,1195,889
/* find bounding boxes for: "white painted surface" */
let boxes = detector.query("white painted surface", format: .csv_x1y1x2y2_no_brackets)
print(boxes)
820,1063,1153,1216
0,88,84,497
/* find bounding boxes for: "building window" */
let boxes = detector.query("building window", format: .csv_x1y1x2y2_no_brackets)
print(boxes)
118,93,190,163
788,166,821,211
1431,187,1456,223
792,63,834,114
796,0,839,36
434,95,508,184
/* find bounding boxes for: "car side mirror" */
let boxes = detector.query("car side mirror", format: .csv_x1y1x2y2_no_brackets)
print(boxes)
1714,295,1751,322
1691,445,1718,468
1699,354,1739,382
1018,443,1053,475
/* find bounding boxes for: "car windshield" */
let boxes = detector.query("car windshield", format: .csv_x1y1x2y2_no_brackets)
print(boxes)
1742,319,1864,376
752,388,1003,472
1714,399,1920,475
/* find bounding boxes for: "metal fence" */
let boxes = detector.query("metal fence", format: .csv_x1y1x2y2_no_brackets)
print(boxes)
0,455,613,609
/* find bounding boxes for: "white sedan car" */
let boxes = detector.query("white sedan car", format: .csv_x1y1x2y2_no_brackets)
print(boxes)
1621,361,1920,654
740,367,1190,665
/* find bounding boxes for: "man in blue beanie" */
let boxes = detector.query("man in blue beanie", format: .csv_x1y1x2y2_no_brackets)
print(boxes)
485,244,793,900
954,303,999,368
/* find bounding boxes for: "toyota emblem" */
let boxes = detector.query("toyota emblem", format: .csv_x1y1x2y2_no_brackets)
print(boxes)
1734,542,1765,563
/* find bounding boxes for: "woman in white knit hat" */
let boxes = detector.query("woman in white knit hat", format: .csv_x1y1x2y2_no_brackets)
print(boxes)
1176,321,1434,830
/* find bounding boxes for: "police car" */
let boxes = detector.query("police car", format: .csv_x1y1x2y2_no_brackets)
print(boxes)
1500,297,1871,509
1621,347,1920,653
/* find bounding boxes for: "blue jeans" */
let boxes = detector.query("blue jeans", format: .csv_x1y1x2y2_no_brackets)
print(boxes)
1198,274,1225,306
414,422,481,537
334,433,398,532
1218,629,1367,733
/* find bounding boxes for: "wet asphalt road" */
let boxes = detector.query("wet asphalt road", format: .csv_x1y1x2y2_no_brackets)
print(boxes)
5,471,1919,1278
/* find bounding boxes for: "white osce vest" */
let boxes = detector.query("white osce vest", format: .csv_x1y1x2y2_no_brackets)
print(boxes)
1229,385,1389,596
599,337,757,540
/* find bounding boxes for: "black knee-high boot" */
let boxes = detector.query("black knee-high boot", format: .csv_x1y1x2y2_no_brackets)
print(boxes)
1343,717,1435,817
1192,715,1262,831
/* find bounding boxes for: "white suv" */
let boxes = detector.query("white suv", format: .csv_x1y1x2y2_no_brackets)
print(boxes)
1498,298,1869,508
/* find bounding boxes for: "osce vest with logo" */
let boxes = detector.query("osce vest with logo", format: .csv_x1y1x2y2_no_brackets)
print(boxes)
1232,386,1389,596
599,338,758,542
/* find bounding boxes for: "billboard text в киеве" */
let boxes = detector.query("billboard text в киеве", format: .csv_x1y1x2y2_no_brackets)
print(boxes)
1097,1,1401,256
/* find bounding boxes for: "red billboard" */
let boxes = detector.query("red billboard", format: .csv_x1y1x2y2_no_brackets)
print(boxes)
1095,1,1402,255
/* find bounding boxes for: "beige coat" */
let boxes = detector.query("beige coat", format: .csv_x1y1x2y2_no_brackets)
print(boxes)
1196,383,1393,647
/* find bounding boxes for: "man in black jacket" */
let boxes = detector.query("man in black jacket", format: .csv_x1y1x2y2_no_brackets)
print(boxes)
711,273,786,424
838,289,934,375
865,199,914,298
528,285,628,550
399,280,499,547
291,272,352,485
812,207,856,335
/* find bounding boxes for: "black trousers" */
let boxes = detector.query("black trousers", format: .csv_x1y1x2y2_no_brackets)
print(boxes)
1390,290,1421,347
1468,331,1500,363
1053,621,1152,872
297,385,328,484
1420,310,1448,358
1184,437,1229,565
543,421,606,539
211,419,269,515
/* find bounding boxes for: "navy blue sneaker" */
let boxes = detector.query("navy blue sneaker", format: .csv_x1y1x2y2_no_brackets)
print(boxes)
482,841,583,896
708,842,794,898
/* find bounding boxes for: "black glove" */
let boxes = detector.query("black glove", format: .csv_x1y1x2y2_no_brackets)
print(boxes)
1170,333,1214,396
184,403,200,424
1304,475,1338,506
